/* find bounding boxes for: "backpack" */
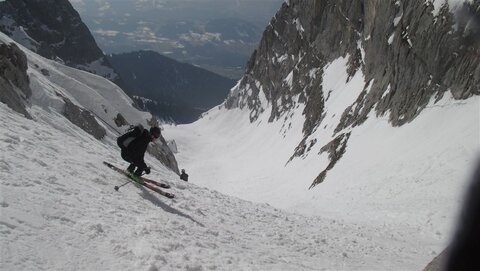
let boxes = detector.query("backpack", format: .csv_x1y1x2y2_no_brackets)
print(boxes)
117,124,144,149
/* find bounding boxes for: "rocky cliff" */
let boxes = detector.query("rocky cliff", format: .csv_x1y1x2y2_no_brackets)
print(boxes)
225,0,479,188
0,0,120,83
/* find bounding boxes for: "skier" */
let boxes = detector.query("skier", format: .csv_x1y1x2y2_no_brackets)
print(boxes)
117,124,161,177
180,169,189,182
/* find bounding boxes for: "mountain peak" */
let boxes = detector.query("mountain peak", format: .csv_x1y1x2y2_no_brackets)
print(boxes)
225,0,479,183
0,0,120,81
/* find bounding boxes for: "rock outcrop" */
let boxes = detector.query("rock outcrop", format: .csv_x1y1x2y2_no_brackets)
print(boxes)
63,97,106,140
145,117,180,174
114,113,129,127
0,42,32,119
148,136,180,175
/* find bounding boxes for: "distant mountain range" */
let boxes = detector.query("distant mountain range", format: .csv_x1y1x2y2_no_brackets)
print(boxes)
108,50,236,123
69,0,284,79
1,0,239,124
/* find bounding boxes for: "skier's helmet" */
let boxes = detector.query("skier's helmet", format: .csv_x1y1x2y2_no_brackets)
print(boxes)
150,126,161,139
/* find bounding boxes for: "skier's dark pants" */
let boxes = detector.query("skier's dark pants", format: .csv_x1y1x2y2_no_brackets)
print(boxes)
121,149,145,175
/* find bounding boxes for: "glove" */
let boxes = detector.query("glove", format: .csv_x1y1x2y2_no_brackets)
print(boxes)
144,167,151,175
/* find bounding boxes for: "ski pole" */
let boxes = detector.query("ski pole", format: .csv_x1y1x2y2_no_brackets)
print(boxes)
114,180,133,191
114,172,147,191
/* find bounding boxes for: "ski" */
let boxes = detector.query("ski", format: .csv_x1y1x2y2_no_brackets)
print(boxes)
103,161,175,199
103,161,170,188
141,182,175,199
142,177,171,189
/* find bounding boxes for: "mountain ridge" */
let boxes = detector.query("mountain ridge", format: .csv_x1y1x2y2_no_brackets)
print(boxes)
68,0,284,79
224,0,480,187
0,0,123,84
0,31,180,174
108,50,236,124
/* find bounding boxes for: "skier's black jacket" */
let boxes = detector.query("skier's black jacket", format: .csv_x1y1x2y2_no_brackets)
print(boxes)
117,125,150,169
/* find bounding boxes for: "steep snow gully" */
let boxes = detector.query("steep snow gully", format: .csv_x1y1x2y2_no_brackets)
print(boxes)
1,102,441,270
1,32,479,271
1,0,479,269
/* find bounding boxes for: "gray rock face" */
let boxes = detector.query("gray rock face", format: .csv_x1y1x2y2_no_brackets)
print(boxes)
148,135,180,175
114,113,129,127
145,117,180,174
0,0,121,82
347,0,479,128
225,0,480,188
309,132,351,189
63,98,106,140
0,42,32,118
167,140,178,154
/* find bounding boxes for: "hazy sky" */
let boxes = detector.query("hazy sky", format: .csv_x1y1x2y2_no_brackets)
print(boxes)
69,0,284,25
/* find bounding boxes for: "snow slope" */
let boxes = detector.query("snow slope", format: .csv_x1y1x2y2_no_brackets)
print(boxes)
0,29,443,270
1,22,479,270
1,101,436,270
163,55,480,269
0,31,150,134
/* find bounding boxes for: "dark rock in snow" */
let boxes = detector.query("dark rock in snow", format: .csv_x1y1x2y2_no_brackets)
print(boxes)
309,132,351,189
63,98,106,140
148,138,180,176
145,116,180,174
40,68,50,76
114,113,129,127
0,42,32,119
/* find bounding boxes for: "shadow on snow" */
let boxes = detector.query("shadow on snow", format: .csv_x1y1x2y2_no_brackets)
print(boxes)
138,186,205,227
